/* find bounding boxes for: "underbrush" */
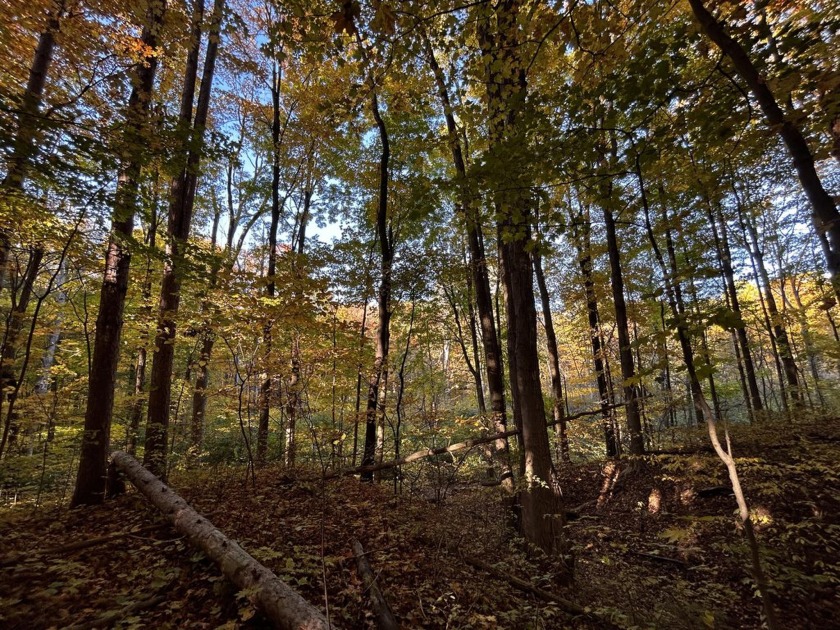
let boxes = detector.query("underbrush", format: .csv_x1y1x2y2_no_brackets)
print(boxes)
0,417,837,628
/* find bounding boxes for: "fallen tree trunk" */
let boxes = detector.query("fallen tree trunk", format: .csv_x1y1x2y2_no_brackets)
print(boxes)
351,539,398,630
110,451,331,630
323,404,628,481
458,553,587,617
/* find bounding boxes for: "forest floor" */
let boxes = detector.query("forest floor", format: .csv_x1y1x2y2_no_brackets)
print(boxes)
0,418,838,629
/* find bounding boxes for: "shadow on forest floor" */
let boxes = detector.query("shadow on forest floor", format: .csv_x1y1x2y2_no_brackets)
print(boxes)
0,418,838,629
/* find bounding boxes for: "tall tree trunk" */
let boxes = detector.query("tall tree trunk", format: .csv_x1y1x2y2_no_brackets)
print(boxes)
601,203,644,454
640,178,707,431
686,271,722,420
477,0,567,563
283,182,311,468
570,205,617,456
35,261,66,396
790,278,824,407
257,60,283,465
740,211,801,408
645,183,781,630
127,196,159,455
188,201,221,458
707,200,764,415
0,247,44,456
532,244,569,463
361,91,392,482
422,30,512,489
443,283,484,413
0,1,65,287
70,1,165,505
143,0,223,478
688,0,840,301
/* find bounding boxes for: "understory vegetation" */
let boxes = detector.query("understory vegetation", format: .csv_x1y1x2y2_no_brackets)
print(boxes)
2,0,840,627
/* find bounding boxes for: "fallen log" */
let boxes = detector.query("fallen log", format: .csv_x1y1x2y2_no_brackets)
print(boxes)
458,553,586,616
110,451,331,630
351,539,398,630
321,404,628,481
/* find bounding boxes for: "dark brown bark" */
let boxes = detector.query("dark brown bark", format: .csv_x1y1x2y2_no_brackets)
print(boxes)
144,0,223,478
689,0,840,302
70,1,165,505
463,252,486,412
570,205,617,456
0,1,65,286
422,29,512,488
477,0,567,561
533,245,569,463
602,204,644,454
257,60,283,465
352,539,398,630
361,91,392,482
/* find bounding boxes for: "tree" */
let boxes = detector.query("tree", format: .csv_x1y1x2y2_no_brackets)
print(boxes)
143,0,223,478
688,0,840,300
71,0,166,505
476,0,568,561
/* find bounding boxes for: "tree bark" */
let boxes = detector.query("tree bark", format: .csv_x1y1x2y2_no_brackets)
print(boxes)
532,244,569,463
361,91,393,482
144,0,223,478
0,1,65,287
570,205,617,455
257,59,284,465
477,0,567,561
128,197,159,455
688,0,840,301
70,1,165,505
351,539,398,630
707,200,764,415
741,210,801,407
110,451,330,629
422,30,512,489
602,203,644,453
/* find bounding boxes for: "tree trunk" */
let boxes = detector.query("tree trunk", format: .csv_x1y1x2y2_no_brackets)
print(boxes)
0,1,65,287
477,0,567,562
361,91,392,482
602,204,644,454
0,247,44,456
688,0,840,301
639,186,784,627
351,539,397,630
283,182,312,468
741,211,801,407
257,60,285,465
707,201,764,415
570,205,617,456
70,2,164,505
109,451,330,629
128,198,159,455
422,30,512,489
532,245,569,463
144,0,223,478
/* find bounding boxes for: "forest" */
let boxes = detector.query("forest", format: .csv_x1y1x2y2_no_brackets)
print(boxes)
0,0,838,627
